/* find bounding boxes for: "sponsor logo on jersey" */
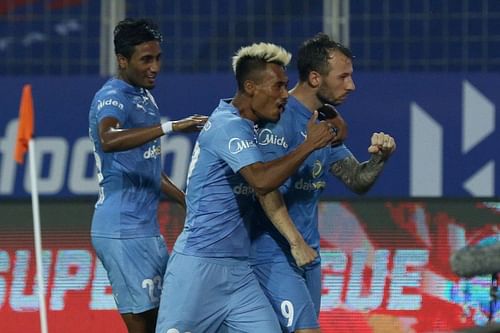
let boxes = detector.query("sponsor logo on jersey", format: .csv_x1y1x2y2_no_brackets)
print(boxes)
232,183,255,195
144,145,161,159
228,137,256,154
312,160,323,178
97,98,124,111
294,178,326,191
257,128,288,148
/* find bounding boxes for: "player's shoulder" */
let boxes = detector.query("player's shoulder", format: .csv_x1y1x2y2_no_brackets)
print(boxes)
210,102,250,129
93,80,131,108
201,110,254,150
95,79,129,100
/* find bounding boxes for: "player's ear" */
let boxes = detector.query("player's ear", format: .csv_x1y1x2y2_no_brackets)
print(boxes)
308,71,321,89
243,80,256,96
116,54,128,70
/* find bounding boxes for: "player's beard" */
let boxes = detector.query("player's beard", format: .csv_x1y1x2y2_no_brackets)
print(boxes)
316,91,340,106
316,82,342,106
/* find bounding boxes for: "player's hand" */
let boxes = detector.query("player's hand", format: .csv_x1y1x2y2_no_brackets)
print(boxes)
367,132,396,159
305,111,336,149
290,239,318,267
172,115,208,132
317,104,348,145
325,112,348,145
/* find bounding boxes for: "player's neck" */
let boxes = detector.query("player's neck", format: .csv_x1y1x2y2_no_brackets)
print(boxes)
290,82,321,112
231,94,258,122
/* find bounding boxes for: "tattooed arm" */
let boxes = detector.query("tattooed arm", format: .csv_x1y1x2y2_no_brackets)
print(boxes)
330,154,386,194
330,132,396,194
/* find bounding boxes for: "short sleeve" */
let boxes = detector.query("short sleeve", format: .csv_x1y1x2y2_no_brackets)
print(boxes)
211,118,263,173
94,91,128,125
327,143,353,167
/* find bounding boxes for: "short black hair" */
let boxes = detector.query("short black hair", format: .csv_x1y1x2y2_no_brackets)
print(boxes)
234,58,273,91
113,18,163,59
297,33,353,82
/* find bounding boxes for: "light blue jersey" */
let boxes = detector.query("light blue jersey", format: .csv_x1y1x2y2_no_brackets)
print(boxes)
251,95,352,265
174,99,263,258
250,95,352,331
156,100,280,333
89,78,162,238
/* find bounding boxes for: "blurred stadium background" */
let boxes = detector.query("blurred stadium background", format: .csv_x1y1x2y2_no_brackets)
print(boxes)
0,1,499,333
2,0,500,75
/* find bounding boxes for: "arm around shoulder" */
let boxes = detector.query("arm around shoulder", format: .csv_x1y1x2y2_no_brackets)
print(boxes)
98,116,164,152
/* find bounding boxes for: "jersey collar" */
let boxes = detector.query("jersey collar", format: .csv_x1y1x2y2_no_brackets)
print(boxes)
109,78,146,95
286,95,313,121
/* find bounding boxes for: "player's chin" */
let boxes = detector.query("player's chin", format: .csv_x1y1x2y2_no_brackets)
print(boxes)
144,78,156,89
266,112,281,123
272,108,283,121
336,94,349,104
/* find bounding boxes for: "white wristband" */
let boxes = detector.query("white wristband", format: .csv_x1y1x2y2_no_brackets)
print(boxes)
161,121,174,134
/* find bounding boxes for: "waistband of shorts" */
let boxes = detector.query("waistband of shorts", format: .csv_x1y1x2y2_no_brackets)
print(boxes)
172,251,249,266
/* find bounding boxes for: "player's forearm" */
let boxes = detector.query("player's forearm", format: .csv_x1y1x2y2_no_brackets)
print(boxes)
256,190,303,246
252,141,316,194
330,154,386,194
161,173,186,209
100,125,164,152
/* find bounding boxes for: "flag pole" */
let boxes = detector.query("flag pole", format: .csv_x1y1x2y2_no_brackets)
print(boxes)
27,140,48,333
14,84,49,333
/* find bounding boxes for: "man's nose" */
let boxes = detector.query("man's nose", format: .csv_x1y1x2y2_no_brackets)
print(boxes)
281,86,289,98
347,77,355,91
151,60,161,72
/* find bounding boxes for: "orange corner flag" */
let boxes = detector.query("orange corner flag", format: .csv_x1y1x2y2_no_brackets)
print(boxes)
14,84,35,164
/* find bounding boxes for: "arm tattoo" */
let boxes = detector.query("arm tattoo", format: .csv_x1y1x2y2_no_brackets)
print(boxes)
330,154,386,194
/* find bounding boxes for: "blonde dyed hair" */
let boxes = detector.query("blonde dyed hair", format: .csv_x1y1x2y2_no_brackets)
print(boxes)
232,42,291,73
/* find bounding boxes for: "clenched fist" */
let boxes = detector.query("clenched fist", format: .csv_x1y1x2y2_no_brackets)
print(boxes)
367,132,396,159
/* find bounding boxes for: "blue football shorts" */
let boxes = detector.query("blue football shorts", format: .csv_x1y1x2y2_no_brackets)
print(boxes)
155,251,281,333
92,235,169,314
252,260,322,332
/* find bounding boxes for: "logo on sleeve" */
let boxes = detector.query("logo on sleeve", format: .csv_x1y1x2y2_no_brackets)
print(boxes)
228,138,256,154
257,128,288,148
97,99,124,111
